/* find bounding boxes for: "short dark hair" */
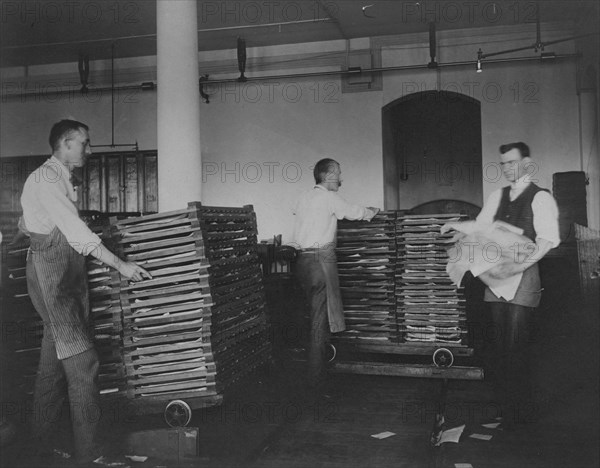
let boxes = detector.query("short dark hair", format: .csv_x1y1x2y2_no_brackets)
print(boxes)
314,158,339,184
49,119,89,151
499,142,530,159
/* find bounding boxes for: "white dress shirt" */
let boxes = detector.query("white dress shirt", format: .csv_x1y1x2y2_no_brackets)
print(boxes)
476,175,560,247
21,156,101,255
292,185,373,249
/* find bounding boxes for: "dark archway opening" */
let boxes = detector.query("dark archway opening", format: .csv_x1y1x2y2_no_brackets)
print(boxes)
382,91,483,211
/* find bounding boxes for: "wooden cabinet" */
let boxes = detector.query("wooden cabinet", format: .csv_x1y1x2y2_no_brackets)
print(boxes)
0,151,158,217
80,151,158,213
0,156,46,212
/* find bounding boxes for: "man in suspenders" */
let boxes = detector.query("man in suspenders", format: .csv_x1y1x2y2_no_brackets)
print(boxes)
20,119,151,464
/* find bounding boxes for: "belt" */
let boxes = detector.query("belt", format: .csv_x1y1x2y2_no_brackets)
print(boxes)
29,231,50,240
297,246,337,254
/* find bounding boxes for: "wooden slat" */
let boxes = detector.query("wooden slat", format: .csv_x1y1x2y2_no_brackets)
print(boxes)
331,361,483,380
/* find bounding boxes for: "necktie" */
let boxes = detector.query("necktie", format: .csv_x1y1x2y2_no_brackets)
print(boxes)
70,172,82,188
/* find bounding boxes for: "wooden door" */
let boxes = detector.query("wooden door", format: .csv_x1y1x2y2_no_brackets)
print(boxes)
382,91,483,210
105,155,123,212
82,156,102,211
141,153,158,213
0,151,159,216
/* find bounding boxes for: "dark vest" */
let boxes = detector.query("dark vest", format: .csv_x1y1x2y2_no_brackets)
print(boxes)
494,183,547,241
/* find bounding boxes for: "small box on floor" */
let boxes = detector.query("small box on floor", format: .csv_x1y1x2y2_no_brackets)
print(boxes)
125,427,199,462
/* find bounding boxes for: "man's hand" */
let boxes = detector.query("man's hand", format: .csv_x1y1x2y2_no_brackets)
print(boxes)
90,243,152,281
440,222,461,235
118,261,152,282
365,207,380,221
450,231,467,243
486,260,529,280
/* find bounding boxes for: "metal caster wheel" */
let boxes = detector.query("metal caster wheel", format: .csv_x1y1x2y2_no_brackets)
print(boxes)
326,343,337,363
164,400,192,427
432,348,454,368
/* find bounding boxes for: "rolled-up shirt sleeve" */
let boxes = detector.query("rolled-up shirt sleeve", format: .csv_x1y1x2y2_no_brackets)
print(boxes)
329,193,368,220
532,191,560,247
475,188,560,248
35,180,102,255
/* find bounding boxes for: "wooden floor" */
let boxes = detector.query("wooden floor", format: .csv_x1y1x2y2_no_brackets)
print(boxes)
3,336,597,468
249,373,598,468
1,254,598,468
250,255,600,468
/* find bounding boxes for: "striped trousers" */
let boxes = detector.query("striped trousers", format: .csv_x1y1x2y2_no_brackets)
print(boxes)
26,227,101,462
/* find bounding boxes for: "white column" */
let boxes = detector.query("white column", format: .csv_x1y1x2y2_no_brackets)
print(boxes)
157,0,202,211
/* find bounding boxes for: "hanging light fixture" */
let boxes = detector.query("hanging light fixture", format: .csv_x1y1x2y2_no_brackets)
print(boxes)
475,1,596,73
78,54,90,92
88,43,138,151
237,37,247,82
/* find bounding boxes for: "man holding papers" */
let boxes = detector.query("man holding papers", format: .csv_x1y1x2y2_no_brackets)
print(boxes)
443,142,559,427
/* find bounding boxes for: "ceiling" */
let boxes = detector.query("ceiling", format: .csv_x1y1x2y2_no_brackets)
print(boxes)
1,0,598,68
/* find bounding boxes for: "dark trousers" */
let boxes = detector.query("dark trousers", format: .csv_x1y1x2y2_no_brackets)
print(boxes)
295,253,331,388
32,336,101,461
485,302,537,423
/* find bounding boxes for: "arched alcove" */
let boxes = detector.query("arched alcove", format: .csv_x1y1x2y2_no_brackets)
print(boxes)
382,91,483,211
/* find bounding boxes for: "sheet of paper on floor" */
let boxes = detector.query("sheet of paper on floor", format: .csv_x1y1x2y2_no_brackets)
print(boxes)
469,433,493,441
436,424,465,445
370,431,396,439
481,422,501,429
